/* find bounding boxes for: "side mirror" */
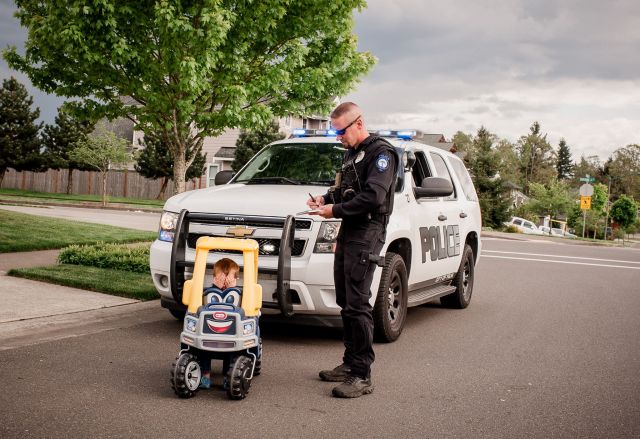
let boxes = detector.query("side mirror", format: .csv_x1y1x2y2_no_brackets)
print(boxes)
414,177,453,198
404,151,416,171
214,170,234,185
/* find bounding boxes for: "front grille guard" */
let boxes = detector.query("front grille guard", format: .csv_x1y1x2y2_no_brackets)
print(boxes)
170,210,296,317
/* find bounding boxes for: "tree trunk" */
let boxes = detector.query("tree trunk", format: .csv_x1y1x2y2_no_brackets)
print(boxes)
102,171,108,207
157,177,168,200
0,168,5,188
66,168,74,194
173,149,187,195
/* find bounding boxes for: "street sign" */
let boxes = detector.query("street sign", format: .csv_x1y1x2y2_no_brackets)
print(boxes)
579,184,594,196
580,196,591,210
579,174,596,183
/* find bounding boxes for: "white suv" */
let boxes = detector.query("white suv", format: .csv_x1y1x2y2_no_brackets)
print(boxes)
150,130,482,342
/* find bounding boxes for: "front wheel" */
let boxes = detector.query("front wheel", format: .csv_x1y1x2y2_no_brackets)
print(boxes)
171,352,201,398
373,252,408,343
440,244,475,309
226,355,253,400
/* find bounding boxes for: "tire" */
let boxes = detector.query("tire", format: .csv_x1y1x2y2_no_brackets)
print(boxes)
226,355,253,400
440,244,475,309
373,252,408,343
171,353,201,398
253,338,262,376
168,309,185,320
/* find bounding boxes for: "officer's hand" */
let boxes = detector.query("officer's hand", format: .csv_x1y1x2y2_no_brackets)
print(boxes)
306,195,325,209
309,204,334,219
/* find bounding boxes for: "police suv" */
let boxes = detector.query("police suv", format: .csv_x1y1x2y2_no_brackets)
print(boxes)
150,129,481,342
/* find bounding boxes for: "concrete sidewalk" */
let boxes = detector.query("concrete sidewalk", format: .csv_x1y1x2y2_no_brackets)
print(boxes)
0,249,165,350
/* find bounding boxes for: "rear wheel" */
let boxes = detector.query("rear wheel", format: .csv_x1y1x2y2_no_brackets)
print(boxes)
373,253,408,343
171,353,201,398
441,244,474,309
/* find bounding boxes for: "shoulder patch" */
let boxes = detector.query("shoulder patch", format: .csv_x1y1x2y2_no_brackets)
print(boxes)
376,153,391,172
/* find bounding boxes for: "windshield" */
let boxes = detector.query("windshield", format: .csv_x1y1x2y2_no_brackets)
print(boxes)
233,142,345,186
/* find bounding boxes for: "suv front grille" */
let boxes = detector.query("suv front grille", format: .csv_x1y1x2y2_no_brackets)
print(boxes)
187,234,306,256
188,213,312,230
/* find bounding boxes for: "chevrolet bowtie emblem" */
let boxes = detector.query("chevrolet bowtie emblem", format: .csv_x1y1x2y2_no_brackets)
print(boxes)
226,226,256,237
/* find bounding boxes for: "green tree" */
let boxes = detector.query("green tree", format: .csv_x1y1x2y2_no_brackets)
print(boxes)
0,76,41,186
526,180,573,223
610,195,638,229
5,1,375,195
135,132,207,199
516,121,556,193
69,124,131,206
41,104,95,193
467,126,511,228
604,144,640,200
232,120,285,172
571,155,603,188
494,138,522,186
452,131,473,162
556,138,574,180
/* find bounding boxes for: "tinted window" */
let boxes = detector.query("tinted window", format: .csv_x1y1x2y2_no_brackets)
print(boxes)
429,152,456,200
448,155,478,201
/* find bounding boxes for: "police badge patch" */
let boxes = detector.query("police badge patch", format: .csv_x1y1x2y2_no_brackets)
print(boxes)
376,154,390,172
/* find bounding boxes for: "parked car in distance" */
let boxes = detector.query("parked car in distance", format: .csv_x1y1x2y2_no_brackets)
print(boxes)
504,217,544,235
563,230,577,239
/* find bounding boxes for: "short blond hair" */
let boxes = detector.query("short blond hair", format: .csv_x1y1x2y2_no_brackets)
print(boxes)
330,102,360,119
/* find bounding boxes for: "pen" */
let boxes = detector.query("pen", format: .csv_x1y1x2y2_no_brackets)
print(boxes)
309,192,315,201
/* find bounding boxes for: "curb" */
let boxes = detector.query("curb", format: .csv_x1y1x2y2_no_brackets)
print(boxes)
0,198,162,213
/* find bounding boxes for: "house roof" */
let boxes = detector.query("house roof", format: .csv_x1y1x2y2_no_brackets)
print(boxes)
214,146,236,159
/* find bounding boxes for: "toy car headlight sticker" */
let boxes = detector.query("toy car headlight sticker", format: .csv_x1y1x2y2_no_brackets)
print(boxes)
185,318,197,333
243,322,255,335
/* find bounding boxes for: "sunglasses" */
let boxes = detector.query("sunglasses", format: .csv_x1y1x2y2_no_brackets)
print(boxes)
334,115,361,135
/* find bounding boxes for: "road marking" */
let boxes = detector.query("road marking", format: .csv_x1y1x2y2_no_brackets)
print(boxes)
484,250,640,265
482,255,640,270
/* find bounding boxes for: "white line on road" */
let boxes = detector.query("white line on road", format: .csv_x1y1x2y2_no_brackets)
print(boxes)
482,255,640,270
483,250,640,265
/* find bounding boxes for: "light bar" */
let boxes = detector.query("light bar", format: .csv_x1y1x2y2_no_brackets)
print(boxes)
374,129,417,140
292,128,338,137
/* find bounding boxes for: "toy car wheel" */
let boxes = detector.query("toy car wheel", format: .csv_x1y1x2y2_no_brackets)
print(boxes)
226,355,253,400
171,352,201,398
253,338,263,376
440,244,474,309
373,252,408,343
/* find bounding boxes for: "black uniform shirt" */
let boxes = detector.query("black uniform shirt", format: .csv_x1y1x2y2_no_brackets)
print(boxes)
328,135,397,221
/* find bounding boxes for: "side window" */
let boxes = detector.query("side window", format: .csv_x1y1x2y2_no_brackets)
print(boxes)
411,151,432,188
513,219,522,226
429,152,456,200
523,222,533,229
448,155,478,201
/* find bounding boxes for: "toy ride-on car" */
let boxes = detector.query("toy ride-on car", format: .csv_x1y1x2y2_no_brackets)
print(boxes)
170,236,262,400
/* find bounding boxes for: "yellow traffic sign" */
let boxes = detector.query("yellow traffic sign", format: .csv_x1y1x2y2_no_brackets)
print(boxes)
580,196,591,210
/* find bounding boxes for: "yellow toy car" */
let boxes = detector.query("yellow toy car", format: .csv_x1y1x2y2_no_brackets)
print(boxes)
170,236,262,400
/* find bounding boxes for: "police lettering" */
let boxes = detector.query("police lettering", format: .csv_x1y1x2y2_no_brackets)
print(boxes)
419,225,460,263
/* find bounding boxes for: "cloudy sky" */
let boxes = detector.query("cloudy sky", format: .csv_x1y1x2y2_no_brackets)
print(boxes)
2,0,638,161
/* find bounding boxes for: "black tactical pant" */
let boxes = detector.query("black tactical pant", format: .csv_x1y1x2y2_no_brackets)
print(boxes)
334,221,385,379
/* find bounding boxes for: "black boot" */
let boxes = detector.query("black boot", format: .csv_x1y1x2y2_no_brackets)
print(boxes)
319,363,351,382
332,375,374,398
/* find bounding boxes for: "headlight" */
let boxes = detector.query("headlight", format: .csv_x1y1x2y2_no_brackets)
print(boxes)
243,321,255,335
314,221,341,253
185,318,197,333
158,211,179,242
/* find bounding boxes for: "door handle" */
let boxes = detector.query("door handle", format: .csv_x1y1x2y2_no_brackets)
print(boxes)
438,214,447,221
459,212,468,218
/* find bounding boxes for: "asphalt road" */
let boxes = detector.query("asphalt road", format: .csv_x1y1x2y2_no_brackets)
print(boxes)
0,207,639,438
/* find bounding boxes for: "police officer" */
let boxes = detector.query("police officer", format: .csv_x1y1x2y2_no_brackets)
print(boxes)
308,102,398,398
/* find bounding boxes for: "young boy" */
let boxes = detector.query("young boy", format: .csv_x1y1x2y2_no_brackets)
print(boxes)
200,257,240,389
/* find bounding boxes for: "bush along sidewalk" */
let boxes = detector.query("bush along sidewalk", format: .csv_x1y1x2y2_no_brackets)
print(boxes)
9,242,157,301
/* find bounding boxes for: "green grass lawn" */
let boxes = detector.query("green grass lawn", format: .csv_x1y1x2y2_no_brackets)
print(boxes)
0,209,157,252
8,265,158,301
0,188,164,208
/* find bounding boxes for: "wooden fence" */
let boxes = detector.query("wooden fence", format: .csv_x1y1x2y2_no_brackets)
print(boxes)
1,168,205,201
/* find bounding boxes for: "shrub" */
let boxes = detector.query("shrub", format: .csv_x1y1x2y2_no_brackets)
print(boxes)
504,225,521,233
58,242,150,273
